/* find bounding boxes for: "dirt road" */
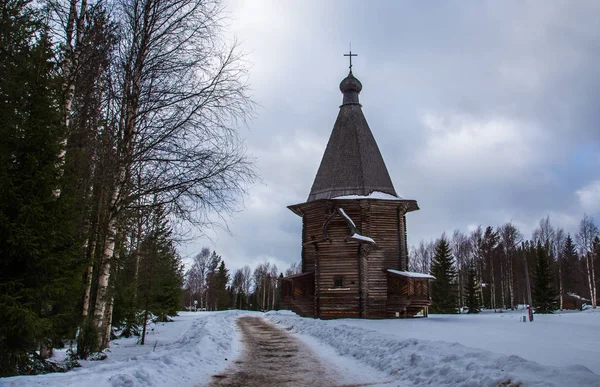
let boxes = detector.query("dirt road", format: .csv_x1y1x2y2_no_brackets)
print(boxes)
209,316,383,387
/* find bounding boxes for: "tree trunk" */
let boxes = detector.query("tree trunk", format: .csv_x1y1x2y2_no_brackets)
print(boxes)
458,266,463,310
559,262,564,310
132,202,144,307
262,279,266,311
489,258,495,310
100,295,115,349
271,281,275,310
92,211,118,341
141,307,150,345
508,253,514,309
522,251,533,312
60,0,88,159
81,224,99,318
500,262,506,309
81,261,94,317
586,253,597,308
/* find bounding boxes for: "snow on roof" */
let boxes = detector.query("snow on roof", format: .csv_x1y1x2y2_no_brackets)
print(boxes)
337,207,356,228
282,271,314,280
388,269,435,280
351,233,375,244
566,292,590,301
333,191,404,200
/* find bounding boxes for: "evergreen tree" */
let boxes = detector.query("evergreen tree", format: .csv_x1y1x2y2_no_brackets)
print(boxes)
480,226,500,309
215,261,230,310
562,234,580,295
0,0,83,375
533,243,557,313
430,237,458,314
206,251,221,310
134,207,184,345
464,262,480,313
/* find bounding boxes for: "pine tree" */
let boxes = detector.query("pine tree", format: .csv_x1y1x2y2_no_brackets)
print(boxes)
137,208,184,344
206,251,221,310
562,234,580,296
533,243,557,313
464,262,480,314
430,237,458,314
0,0,82,375
215,261,230,310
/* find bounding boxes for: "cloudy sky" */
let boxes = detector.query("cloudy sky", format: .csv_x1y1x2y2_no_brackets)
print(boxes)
183,0,600,274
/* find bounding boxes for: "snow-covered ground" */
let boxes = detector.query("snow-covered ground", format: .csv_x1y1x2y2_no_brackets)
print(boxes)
266,308,600,386
3,311,248,387
3,308,600,386
337,307,600,374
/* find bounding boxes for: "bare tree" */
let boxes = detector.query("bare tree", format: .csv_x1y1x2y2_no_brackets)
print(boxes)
532,216,556,248
231,269,245,309
253,262,274,311
88,0,255,347
185,247,211,309
241,265,252,309
576,214,598,308
285,261,302,277
469,226,485,305
554,227,566,309
409,240,435,273
451,230,471,309
499,222,522,309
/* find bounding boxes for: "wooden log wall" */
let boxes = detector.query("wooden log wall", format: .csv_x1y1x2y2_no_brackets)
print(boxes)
301,204,320,273
364,201,403,318
314,204,361,319
291,198,420,319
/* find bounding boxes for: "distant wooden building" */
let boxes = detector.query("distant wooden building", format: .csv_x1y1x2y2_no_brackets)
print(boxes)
281,68,434,319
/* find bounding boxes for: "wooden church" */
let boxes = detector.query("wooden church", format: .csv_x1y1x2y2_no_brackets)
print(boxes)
280,59,434,319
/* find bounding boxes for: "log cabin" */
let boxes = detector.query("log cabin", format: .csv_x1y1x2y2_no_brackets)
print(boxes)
281,66,434,319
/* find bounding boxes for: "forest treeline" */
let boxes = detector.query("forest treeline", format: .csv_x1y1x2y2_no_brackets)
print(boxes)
0,0,255,376
182,248,301,313
411,215,599,314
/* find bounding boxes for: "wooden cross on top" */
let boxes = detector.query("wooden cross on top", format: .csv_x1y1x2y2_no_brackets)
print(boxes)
344,45,357,71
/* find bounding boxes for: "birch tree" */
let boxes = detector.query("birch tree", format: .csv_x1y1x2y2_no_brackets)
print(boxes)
499,222,522,310
409,240,435,273
451,230,471,309
285,261,302,276
576,214,598,308
241,265,252,309
87,0,255,349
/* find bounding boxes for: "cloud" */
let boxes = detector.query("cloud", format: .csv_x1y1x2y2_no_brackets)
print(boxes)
181,0,600,275
416,112,545,182
576,181,600,214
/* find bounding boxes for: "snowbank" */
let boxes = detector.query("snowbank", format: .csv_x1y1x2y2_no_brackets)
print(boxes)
341,307,600,374
4,311,248,387
265,311,600,386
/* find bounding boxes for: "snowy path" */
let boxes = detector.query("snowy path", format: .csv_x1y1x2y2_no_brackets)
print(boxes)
210,316,391,387
3,310,600,386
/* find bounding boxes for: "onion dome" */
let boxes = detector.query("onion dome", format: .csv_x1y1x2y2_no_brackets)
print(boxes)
339,72,362,105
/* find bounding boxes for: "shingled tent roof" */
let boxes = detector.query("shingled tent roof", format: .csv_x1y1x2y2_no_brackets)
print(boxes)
307,71,398,202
